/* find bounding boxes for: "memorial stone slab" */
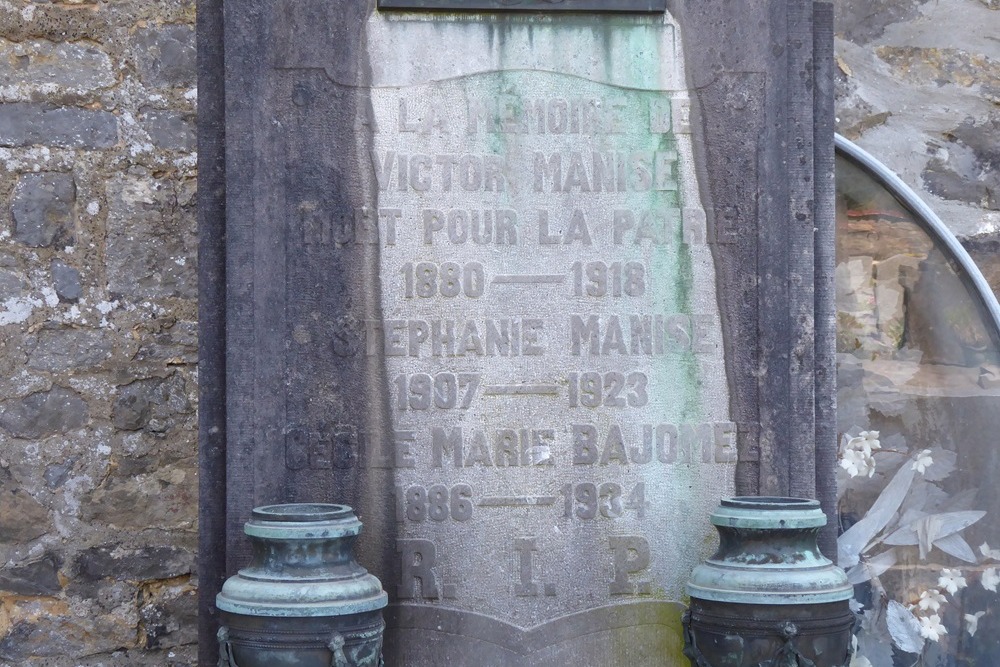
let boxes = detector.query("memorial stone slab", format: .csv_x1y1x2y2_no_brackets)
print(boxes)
360,16,730,663
199,2,836,665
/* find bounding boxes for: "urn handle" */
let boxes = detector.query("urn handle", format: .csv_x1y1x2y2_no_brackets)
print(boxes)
682,611,716,667
329,632,350,667
757,623,817,667
217,626,240,667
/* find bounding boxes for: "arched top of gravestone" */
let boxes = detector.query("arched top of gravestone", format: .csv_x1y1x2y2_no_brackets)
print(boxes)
377,1,668,13
272,1,683,92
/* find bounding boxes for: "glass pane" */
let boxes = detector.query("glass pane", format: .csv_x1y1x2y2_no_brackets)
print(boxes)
836,152,1000,666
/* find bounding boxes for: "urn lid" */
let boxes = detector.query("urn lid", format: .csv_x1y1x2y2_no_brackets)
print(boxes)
216,503,388,617
687,497,853,605
711,496,827,529
243,503,363,540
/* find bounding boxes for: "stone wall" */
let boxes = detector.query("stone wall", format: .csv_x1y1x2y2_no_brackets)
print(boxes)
0,1,197,665
0,0,996,665
835,0,1000,285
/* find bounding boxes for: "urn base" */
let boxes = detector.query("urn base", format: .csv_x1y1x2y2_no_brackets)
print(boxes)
219,610,385,667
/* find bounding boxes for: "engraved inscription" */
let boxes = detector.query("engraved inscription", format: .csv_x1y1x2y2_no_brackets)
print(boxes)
567,371,648,408
395,484,475,522
284,426,416,470
361,66,732,624
286,421,737,470
609,536,652,595
560,482,647,519
422,209,518,245
266,11,731,659
394,373,481,411
514,538,557,598
397,539,458,600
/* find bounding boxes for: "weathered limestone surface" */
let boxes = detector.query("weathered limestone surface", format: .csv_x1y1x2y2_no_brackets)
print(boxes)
835,0,1000,274
0,1,197,665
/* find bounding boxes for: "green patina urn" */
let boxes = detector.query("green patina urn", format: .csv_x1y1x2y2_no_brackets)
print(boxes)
684,497,855,667
216,503,388,667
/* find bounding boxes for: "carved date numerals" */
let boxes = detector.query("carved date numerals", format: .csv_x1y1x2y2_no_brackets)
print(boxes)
568,371,648,408
402,261,485,298
394,372,481,411
571,261,645,297
396,483,474,522
559,482,646,519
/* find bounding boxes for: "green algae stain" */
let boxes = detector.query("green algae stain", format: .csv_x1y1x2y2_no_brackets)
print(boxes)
605,602,690,667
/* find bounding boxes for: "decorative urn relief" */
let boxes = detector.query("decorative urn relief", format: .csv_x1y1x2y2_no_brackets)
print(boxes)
684,497,856,667
216,504,387,667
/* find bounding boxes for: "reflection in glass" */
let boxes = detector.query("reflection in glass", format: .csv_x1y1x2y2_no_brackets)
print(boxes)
836,146,1000,666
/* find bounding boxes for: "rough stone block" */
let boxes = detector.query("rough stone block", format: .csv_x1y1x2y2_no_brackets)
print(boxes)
0,103,118,149
836,255,881,353
39,647,198,667
139,579,198,649
51,258,83,302
133,25,196,88
963,234,1000,294
82,463,196,528
43,459,75,489
0,600,136,661
134,320,198,364
834,0,929,44
27,328,113,372
112,374,191,432
0,484,49,544
0,39,115,92
74,545,192,583
0,268,26,301
922,115,1000,210
0,552,62,596
141,109,196,151
106,175,196,300
11,172,76,248
876,46,1000,91
873,254,921,350
0,386,88,439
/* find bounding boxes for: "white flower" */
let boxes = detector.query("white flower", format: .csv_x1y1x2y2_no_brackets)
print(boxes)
980,542,1000,560
862,455,876,477
844,431,882,457
919,614,948,642
840,448,862,475
912,449,934,474
939,568,967,595
840,448,876,477
982,568,1000,593
918,589,946,613
858,430,881,454
965,611,987,637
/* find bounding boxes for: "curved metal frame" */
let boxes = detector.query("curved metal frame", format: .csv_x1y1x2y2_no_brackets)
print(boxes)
835,133,1000,342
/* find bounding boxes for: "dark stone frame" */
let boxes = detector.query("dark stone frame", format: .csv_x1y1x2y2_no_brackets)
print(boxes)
197,1,837,664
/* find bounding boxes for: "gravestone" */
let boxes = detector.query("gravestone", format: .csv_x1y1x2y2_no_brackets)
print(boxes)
198,1,836,665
